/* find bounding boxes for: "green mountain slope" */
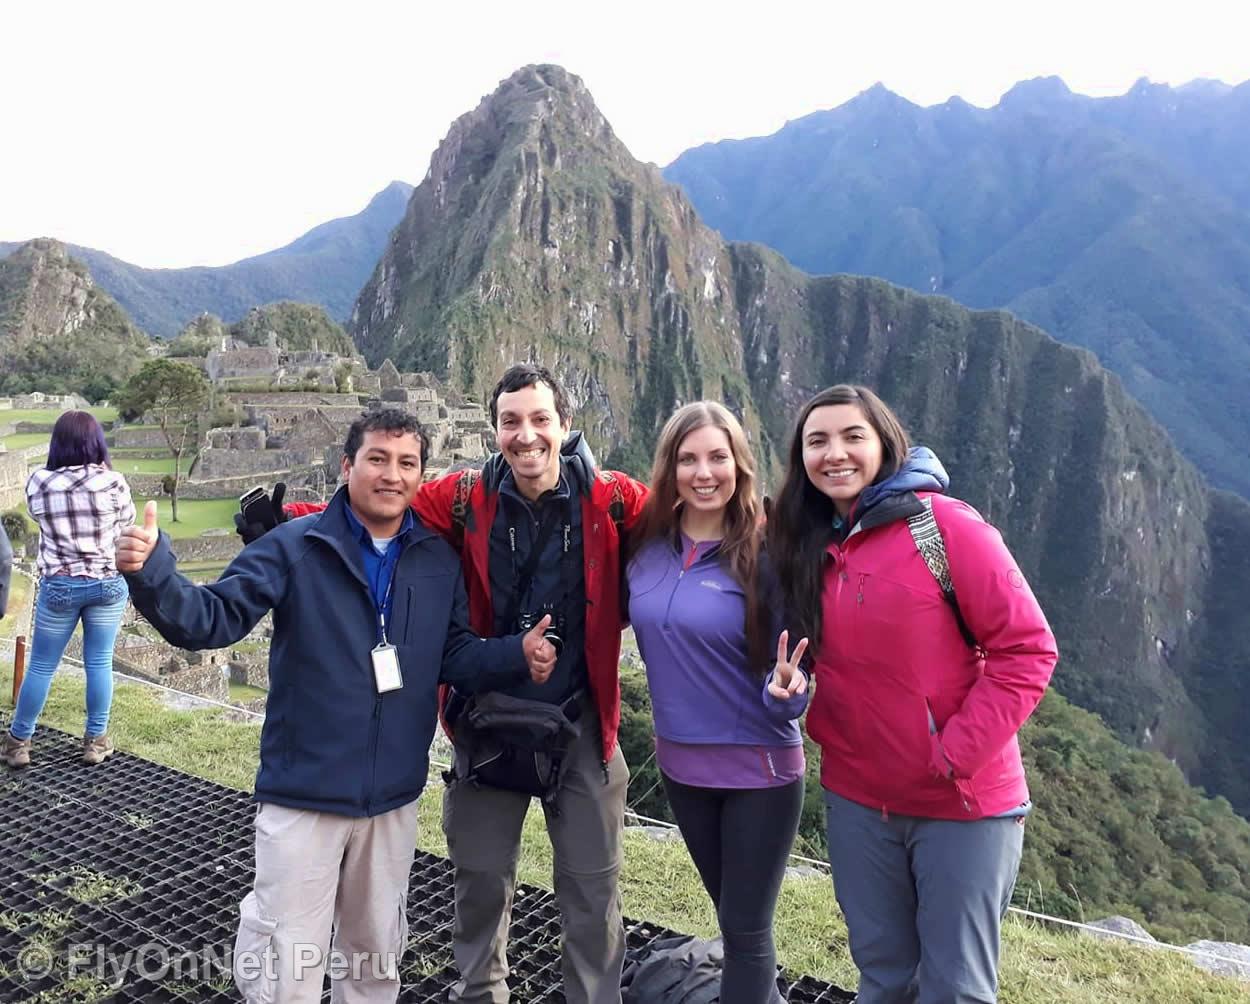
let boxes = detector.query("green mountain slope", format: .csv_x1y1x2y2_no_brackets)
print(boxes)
0,181,412,338
348,65,1250,825
665,78,1250,498
0,239,150,399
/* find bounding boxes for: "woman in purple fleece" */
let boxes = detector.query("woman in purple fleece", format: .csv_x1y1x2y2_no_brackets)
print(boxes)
627,401,809,1004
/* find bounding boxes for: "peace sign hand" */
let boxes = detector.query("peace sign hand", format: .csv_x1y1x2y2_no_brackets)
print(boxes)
768,629,809,700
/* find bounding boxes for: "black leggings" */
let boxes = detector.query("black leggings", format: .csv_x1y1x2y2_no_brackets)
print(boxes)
661,771,804,1004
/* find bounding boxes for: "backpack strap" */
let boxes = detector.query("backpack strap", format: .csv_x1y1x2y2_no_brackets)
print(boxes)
907,497,978,650
450,468,481,549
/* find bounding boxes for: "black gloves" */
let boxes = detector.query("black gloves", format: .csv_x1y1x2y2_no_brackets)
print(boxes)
233,482,288,545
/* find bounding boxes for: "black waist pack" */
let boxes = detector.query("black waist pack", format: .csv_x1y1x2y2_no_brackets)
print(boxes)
444,690,583,811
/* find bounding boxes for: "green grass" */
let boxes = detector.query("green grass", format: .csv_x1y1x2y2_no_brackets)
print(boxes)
229,682,267,702
0,406,117,427
181,560,230,583
1,664,1244,1002
111,455,187,475
0,431,52,451
1,571,32,641
133,497,238,538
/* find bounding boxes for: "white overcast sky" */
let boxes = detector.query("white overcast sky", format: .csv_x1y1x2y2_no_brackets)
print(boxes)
3,0,1248,268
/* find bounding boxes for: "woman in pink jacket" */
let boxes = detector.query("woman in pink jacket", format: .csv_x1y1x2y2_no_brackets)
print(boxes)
767,385,1057,1004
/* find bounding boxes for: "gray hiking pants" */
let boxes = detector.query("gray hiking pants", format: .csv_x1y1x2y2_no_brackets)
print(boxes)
442,702,629,1004
824,790,1024,1004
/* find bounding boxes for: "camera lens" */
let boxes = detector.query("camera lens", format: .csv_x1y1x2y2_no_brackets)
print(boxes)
543,628,563,656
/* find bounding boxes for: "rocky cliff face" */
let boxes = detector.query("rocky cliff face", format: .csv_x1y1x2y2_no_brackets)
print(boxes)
349,65,1250,813
350,65,762,468
0,238,149,397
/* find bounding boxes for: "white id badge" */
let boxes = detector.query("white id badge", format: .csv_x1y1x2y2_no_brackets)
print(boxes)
371,643,403,693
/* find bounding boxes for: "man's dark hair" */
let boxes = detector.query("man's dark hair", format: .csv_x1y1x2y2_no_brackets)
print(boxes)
343,408,430,468
488,363,572,427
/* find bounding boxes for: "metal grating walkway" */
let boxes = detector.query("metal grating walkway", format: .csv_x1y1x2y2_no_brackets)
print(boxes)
0,719,852,1002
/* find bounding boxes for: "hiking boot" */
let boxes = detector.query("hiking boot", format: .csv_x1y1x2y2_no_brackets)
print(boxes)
82,733,115,765
3,732,31,768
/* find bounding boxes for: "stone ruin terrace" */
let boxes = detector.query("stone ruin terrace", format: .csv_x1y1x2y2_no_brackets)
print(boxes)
0,715,852,1003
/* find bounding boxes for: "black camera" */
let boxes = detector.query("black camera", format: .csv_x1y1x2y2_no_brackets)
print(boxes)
517,605,565,656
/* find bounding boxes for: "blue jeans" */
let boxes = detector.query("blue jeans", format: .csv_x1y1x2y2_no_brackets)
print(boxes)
10,575,129,740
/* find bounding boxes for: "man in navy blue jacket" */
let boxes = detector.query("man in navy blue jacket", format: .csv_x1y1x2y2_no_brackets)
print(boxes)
117,409,556,1004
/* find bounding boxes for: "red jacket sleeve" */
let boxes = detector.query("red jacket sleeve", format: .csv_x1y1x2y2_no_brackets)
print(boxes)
284,475,459,533
932,497,1058,778
613,472,649,530
411,473,458,540
284,501,327,518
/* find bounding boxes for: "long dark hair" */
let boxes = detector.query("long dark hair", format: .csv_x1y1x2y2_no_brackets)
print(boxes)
766,385,910,649
631,402,769,672
47,411,110,470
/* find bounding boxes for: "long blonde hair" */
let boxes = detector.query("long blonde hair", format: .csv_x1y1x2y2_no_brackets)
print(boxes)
632,402,768,671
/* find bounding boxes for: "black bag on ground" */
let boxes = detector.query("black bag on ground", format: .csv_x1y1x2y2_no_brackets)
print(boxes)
621,935,723,1004
444,690,582,810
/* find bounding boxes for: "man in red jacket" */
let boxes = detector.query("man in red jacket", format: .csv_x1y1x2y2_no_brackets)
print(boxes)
285,364,647,1004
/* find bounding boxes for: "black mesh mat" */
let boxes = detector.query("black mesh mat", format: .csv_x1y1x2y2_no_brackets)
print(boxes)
0,717,852,1001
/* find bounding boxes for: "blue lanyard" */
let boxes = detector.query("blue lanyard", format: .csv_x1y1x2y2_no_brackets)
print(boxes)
370,544,399,645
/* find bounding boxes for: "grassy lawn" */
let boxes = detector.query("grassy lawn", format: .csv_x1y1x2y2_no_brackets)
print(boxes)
0,662,1243,1003
181,560,230,582
0,571,32,641
0,406,117,427
0,431,52,451
111,455,188,475
229,682,267,702
133,497,238,538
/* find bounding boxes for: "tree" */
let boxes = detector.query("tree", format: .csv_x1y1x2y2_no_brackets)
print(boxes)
116,359,208,523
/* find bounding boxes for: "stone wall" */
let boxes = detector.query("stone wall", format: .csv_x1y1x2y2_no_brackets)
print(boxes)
205,427,266,451
229,659,270,690
6,393,83,410
112,427,172,449
206,346,281,382
221,392,361,408
159,661,230,703
248,403,364,436
196,447,320,480
169,534,242,563
0,449,28,510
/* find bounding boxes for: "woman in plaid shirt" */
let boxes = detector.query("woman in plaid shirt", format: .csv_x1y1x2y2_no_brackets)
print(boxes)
3,411,135,768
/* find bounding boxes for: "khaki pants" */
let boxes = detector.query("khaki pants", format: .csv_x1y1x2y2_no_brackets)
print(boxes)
442,708,629,1004
233,800,420,1004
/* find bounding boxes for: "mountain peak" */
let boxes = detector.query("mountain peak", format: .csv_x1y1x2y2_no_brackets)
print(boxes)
999,75,1074,110
9,237,88,281
1174,78,1234,97
849,81,912,109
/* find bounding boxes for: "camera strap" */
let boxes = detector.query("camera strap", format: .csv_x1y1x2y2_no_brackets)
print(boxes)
498,499,570,631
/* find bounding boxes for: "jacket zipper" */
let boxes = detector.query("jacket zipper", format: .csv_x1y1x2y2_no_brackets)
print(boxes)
662,542,700,628
364,695,382,813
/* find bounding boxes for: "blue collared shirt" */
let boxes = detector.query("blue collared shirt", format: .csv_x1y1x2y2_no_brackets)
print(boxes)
343,502,415,643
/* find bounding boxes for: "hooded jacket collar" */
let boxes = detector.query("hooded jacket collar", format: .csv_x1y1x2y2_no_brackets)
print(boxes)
840,446,949,537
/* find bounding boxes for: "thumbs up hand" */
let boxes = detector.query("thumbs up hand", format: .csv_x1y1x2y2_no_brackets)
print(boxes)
117,501,160,573
522,614,558,684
